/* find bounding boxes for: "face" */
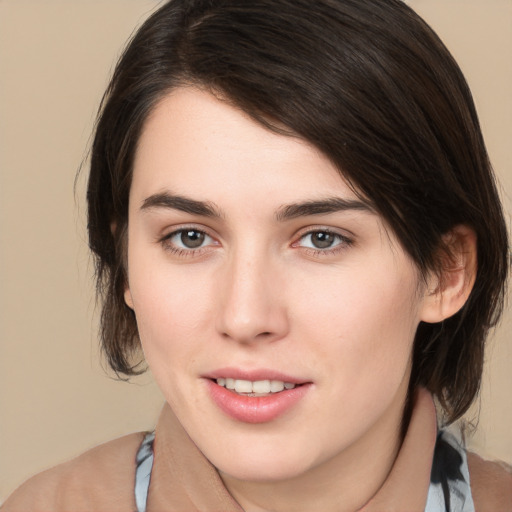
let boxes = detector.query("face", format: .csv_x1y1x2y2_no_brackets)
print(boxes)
125,87,431,482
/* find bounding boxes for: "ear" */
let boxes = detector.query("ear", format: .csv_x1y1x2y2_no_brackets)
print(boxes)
124,285,134,310
111,220,134,310
420,225,477,323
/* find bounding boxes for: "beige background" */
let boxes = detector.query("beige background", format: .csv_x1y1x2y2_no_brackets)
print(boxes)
0,0,511,502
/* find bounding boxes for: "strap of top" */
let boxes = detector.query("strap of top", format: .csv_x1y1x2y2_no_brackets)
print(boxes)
134,428,475,512
134,432,155,512
425,429,475,512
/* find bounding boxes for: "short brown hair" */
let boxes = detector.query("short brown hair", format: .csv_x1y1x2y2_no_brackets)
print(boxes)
87,0,508,422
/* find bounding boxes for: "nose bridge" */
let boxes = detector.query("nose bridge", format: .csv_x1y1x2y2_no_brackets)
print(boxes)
216,241,287,344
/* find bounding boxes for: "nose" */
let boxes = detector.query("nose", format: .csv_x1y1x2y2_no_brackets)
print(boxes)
215,247,289,345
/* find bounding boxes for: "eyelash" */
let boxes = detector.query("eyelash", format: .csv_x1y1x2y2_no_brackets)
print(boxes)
159,227,353,257
159,226,217,257
292,228,353,256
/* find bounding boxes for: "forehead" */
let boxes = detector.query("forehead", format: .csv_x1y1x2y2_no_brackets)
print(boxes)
131,87,359,207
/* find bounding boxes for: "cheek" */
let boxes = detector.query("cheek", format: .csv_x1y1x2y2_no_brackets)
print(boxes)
292,259,421,384
127,256,216,372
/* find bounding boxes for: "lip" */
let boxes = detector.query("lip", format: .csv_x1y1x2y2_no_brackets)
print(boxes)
204,367,306,384
204,368,312,424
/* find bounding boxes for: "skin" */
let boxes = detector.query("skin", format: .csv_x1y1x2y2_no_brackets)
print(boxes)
124,87,472,512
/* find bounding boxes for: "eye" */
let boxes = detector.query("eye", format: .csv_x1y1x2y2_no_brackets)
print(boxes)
296,230,351,251
301,231,338,249
162,228,215,251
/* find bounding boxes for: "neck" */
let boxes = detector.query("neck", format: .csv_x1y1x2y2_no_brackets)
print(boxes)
220,386,409,512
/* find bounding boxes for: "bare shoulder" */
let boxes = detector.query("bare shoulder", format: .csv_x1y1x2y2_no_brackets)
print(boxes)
468,452,512,512
1,432,146,512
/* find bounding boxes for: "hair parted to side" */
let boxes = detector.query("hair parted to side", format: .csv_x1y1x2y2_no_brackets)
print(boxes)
88,0,508,422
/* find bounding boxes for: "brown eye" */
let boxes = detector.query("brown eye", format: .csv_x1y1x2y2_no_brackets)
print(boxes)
310,231,336,249
164,228,213,251
297,230,350,251
180,229,205,248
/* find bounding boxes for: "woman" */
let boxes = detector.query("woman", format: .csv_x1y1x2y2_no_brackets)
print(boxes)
3,0,511,510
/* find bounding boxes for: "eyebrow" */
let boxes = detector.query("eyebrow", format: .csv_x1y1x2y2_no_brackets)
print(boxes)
275,197,374,221
140,192,223,218
140,192,373,221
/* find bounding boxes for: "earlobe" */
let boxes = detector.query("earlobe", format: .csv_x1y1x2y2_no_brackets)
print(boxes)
420,225,477,323
124,286,134,310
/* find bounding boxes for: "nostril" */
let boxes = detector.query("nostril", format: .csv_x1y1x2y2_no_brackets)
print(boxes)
255,331,274,340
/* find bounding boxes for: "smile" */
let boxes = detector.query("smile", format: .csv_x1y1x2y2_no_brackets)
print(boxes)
215,378,297,395
206,373,311,423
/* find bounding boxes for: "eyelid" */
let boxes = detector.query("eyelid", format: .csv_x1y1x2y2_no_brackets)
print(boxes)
292,225,354,243
158,224,220,255
291,226,354,253
158,223,216,241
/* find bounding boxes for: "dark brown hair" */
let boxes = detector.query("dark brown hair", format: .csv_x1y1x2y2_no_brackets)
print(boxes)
88,0,508,422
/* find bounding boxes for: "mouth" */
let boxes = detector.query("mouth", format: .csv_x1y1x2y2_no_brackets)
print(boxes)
214,377,299,396
204,370,312,423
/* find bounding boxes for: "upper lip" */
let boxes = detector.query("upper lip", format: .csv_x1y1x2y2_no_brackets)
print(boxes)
204,367,309,384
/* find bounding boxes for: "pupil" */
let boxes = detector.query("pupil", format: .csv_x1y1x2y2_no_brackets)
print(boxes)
312,232,334,249
181,230,204,248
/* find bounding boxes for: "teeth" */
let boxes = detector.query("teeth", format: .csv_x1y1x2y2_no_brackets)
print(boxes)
253,380,271,394
235,379,253,393
270,380,285,392
215,378,296,394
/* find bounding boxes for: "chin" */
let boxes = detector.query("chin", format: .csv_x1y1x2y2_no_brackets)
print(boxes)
207,437,321,483
219,458,311,483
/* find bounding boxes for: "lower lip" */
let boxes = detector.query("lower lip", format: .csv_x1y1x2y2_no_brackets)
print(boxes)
205,380,311,424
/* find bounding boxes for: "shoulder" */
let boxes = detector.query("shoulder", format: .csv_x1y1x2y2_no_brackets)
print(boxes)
468,452,512,512
1,432,146,512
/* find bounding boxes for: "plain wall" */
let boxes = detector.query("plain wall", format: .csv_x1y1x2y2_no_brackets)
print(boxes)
0,0,511,501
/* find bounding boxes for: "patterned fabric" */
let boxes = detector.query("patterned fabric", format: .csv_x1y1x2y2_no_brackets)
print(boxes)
425,430,475,512
134,432,155,512
134,429,475,512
